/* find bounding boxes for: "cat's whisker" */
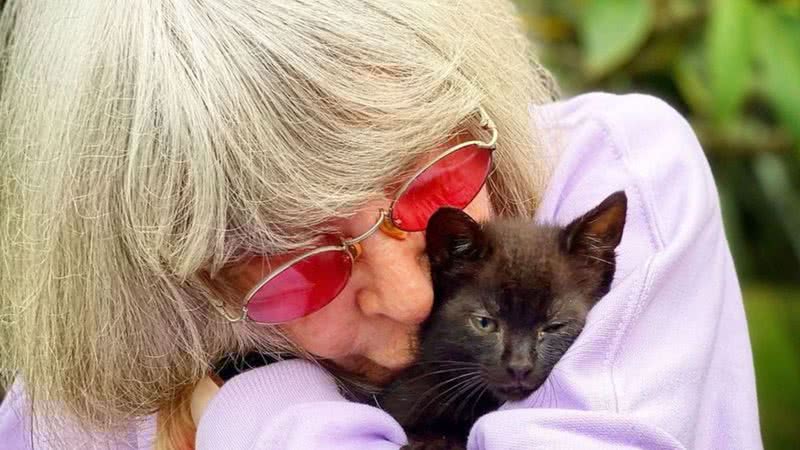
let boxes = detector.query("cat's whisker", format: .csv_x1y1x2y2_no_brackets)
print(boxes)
453,377,487,420
426,360,483,367
529,384,542,407
535,377,550,406
413,371,481,408
535,380,546,408
585,254,613,265
415,372,482,418
535,378,549,408
439,375,484,419
393,366,480,387
554,379,565,407
424,381,479,421
462,379,489,410
548,378,559,408
556,338,597,362
554,330,600,356
439,377,478,409
529,384,542,408
550,375,567,408
539,377,554,409
402,360,483,372
426,366,481,374
434,374,482,407
553,349,578,364
469,384,489,420
583,234,602,244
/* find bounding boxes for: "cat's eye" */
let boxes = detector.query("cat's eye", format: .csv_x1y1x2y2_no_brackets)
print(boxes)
538,321,567,339
542,321,567,333
469,315,498,333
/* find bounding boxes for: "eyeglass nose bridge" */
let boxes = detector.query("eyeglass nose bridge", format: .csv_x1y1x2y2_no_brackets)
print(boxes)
342,209,407,260
379,213,408,240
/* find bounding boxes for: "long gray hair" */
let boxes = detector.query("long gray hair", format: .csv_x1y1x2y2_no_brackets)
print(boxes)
0,0,557,444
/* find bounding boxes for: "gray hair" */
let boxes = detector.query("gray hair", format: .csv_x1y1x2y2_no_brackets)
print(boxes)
0,0,557,441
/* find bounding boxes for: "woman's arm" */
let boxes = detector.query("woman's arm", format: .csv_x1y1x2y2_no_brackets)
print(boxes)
194,360,407,450
194,93,761,450
474,93,761,449
0,378,152,449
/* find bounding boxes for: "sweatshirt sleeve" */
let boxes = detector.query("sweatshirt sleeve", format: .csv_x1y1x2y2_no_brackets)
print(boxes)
195,359,407,450
193,359,683,450
197,93,761,450
0,378,153,449
466,93,761,449
0,94,761,450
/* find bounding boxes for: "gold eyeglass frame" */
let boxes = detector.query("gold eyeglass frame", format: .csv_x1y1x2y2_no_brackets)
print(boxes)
213,107,498,324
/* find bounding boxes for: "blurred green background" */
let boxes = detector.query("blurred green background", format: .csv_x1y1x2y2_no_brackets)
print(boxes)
513,0,800,448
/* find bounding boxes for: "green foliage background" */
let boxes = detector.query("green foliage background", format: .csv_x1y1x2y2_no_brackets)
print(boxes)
514,0,800,448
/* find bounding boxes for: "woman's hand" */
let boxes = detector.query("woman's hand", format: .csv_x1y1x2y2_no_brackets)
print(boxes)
190,376,221,426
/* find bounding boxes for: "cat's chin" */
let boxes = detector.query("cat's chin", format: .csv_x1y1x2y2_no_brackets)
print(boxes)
492,385,535,402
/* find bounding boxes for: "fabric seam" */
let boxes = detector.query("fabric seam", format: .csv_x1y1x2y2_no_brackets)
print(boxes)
582,101,669,416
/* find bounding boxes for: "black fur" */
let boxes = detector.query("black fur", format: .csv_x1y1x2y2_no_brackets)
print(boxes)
380,191,627,449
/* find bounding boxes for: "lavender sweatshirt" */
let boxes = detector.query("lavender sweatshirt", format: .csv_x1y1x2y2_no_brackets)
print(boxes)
0,93,762,449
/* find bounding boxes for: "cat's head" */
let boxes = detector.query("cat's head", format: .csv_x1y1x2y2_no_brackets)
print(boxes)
422,191,627,402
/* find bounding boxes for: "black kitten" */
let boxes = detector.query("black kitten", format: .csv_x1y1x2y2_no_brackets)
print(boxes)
380,191,627,449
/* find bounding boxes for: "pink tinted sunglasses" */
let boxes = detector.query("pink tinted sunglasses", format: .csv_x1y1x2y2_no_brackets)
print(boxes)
213,107,497,324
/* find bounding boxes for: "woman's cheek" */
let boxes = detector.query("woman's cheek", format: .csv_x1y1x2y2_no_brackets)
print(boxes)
280,290,362,359
464,186,494,221
280,186,492,361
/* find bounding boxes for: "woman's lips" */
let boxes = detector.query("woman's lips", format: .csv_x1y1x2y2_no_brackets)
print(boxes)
335,329,419,385
336,355,399,385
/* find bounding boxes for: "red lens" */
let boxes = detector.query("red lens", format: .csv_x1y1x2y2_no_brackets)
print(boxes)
391,144,492,231
245,249,352,324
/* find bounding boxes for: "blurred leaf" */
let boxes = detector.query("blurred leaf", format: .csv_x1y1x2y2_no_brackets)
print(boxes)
578,0,654,78
743,284,800,449
516,0,800,282
667,0,702,23
716,163,753,277
543,0,589,24
694,118,795,156
654,0,704,33
674,44,712,117
706,0,755,122
753,154,800,262
777,0,800,17
522,14,575,41
753,8,800,147
626,34,683,75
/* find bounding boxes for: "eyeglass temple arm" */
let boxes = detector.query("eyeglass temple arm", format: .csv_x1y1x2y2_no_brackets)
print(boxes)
210,299,248,322
478,106,498,149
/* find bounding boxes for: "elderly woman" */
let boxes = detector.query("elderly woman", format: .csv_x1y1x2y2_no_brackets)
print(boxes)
0,1,760,449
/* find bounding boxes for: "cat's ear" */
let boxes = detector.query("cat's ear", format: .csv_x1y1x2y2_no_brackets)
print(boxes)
425,207,488,269
561,191,627,258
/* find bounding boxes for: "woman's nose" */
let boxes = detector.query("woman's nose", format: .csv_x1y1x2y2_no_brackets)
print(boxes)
355,231,433,325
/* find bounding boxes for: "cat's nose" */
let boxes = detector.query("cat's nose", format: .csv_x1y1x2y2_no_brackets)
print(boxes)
506,364,533,382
